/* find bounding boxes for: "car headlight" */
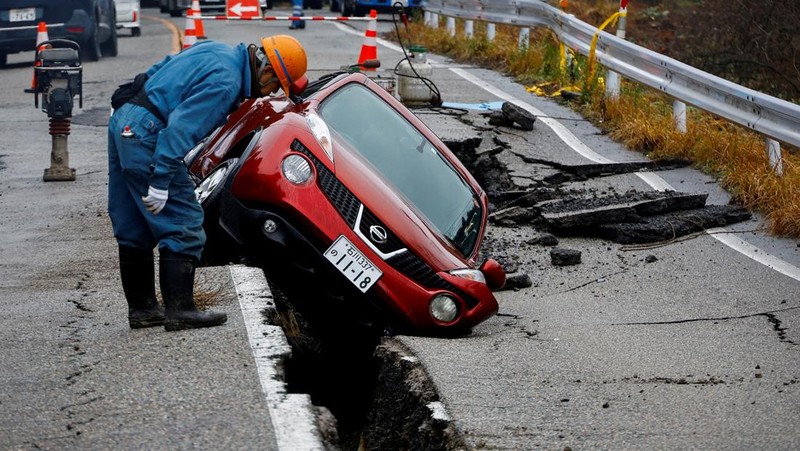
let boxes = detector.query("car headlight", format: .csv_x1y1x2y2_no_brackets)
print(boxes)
449,268,486,284
281,154,313,184
429,294,459,323
305,112,334,163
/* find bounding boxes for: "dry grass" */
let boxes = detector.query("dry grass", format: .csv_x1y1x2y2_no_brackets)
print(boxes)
391,13,800,237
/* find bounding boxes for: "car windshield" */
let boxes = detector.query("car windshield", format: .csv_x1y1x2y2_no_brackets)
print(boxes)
318,83,482,257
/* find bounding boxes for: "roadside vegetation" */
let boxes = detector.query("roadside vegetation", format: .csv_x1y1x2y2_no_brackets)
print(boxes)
388,0,800,237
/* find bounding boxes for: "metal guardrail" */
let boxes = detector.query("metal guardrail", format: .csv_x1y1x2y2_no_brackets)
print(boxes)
422,0,800,152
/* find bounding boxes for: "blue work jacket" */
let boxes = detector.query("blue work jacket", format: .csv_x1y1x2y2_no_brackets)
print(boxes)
144,40,253,191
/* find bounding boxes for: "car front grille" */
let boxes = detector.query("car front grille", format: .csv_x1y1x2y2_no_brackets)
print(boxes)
290,139,479,307
358,207,405,256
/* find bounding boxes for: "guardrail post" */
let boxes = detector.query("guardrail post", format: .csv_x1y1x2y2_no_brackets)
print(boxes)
424,10,430,27
605,0,628,98
487,23,496,41
431,13,439,29
447,17,456,36
519,28,530,48
465,20,474,38
767,139,784,176
673,100,687,133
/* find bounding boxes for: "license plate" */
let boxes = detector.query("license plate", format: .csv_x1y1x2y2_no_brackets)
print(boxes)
324,235,382,293
10,8,36,22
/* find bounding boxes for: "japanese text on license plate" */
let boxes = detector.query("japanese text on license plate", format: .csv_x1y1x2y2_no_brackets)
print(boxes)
10,8,36,22
324,236,382,293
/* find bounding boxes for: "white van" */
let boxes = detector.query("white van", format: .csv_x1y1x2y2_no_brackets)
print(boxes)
115,0,142,36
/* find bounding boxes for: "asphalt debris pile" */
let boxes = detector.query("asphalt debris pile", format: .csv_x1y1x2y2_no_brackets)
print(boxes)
509,189,752,244
443,125,753,292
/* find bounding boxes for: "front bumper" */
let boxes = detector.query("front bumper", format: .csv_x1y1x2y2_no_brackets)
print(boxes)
212,160,498,334
116,6,140,28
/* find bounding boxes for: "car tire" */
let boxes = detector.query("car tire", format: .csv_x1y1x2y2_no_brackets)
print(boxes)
0,53,7,68
330,0,340,12
341,0,353,17
100,23,118,57
82,18,102,62
196,158,239,219
305,0,323,9
132,27,141,37
168,0,183,17
195,158,240,266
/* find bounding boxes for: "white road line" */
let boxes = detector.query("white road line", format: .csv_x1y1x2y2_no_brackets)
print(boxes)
448,67,800,282
706,229,800,281
229,265,325,450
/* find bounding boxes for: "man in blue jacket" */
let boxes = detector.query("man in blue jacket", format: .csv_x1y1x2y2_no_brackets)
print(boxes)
108,35,307,331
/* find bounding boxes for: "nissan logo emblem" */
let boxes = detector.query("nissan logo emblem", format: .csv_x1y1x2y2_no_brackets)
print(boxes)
369,225,388,244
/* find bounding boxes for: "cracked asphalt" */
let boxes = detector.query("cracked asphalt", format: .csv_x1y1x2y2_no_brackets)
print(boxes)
399,63,800,449
1,10,798,450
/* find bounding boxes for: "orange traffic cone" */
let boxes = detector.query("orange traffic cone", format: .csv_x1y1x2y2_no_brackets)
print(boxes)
190,0,206,40
25,22,49,93
357,9,378,71
183,15,197,49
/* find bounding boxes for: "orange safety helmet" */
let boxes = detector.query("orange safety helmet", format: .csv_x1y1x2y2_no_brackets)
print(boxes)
259,35,307,97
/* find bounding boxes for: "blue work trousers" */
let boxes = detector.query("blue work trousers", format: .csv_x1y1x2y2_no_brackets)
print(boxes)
107,103,205,261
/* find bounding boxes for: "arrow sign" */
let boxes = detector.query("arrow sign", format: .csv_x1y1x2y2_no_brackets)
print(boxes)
227,0,260,18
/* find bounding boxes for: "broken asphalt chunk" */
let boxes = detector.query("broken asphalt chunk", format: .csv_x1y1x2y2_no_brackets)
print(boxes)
539,191,709,229
596,205,752,244
489,206,538,226
526,233,559,246
498,273,533,291
488,110,514,127
551,248,582,266
501,101,536,131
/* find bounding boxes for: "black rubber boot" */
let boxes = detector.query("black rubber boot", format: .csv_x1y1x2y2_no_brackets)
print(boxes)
119,245,165,329
160,249,227,331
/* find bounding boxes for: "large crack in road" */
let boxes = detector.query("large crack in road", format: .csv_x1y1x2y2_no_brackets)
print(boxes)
264,106,761,449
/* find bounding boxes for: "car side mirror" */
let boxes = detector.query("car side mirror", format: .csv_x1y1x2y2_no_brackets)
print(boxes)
480,258,506,291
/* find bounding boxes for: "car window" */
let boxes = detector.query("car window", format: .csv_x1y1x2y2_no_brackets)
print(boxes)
319,83,482,257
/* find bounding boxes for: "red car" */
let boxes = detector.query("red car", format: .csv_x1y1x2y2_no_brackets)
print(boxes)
185,70,505,335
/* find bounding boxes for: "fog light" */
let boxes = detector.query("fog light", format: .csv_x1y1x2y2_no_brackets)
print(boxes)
429,294,459,323
263,219,278,234
281,154,312,184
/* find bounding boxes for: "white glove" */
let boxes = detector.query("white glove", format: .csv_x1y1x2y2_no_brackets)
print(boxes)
142,186,169,215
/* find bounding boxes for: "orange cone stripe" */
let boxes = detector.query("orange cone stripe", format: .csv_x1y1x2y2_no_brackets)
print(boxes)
27,22,49,91
357,10,378,71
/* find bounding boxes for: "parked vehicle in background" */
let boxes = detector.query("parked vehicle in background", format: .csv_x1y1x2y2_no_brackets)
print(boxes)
0,0,118,66
185,65,505,336
331,0,420,16
114,0,141,36
304,0,323,10
159,0,224,17
159,0,188,17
